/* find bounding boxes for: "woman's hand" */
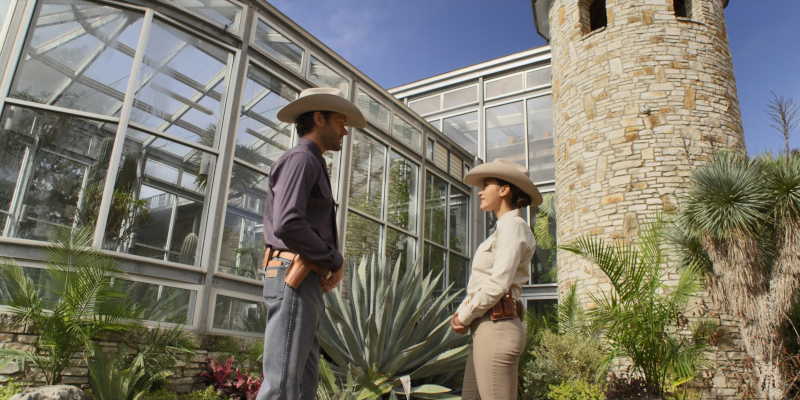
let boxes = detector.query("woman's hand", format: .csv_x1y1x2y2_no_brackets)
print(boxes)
450,313,468,334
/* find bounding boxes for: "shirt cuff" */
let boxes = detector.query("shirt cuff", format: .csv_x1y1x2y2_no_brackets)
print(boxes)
330,251,344,271
457,303,477,327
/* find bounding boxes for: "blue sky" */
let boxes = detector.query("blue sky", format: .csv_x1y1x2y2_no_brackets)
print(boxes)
269,0,800,156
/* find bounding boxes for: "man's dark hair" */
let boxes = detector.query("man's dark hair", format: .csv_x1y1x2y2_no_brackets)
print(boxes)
495,178,532,209
295,110,333,137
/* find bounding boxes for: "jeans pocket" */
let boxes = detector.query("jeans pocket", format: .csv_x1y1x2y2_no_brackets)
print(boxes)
263,262,288,300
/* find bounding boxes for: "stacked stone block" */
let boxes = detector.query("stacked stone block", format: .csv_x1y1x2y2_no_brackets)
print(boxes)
545,0,757,397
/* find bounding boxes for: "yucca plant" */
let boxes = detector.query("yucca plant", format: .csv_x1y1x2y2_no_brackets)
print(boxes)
319,256,469,399
561,216,715,397
0,227,136,384
674,151,800,399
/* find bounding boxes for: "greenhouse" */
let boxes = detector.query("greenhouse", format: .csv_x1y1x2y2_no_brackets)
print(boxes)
0,0,488,338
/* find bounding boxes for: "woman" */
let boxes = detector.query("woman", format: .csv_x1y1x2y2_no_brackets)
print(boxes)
451,159,542,400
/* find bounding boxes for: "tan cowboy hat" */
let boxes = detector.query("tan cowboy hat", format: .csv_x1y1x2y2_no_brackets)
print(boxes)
464,159,543,206
277,87,367,128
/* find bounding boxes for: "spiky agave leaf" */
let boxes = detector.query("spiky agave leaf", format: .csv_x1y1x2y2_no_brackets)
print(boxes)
319,255,468,394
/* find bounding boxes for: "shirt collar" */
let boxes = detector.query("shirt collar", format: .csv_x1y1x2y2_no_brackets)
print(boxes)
498,208,521,222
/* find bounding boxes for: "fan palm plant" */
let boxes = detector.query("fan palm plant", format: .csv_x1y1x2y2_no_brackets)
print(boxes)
561,216,714,397
319,256,469,399
675,151,800,399
0,227,136,384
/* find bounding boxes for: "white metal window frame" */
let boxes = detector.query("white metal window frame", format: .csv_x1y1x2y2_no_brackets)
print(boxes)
422,168,472,292
354,83,392,135
341,127,422,263
249,14,305,73
0,0,18,54
407,82,480,118
525,65,552,91
483,67,553,103
305,53,353,98
390,112,423,154
206,287,265,338
157,0,248,37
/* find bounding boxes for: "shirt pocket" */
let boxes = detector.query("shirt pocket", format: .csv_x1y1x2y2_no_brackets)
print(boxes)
262,259,289,300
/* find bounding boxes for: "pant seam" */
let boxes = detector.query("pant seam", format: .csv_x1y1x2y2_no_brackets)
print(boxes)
278,287,298,399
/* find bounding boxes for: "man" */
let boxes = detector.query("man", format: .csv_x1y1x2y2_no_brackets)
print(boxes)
257,87,366,399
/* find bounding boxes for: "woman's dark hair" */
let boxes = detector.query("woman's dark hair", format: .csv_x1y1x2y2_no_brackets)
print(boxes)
494,178,532,209
295,110,333,137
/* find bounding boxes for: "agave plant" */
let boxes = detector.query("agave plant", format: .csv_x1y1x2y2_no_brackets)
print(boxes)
0,227,136,384
561,216,715,396
319,256,469,399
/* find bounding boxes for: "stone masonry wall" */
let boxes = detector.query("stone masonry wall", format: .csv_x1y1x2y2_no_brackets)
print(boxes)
547,0,757,398
0,314,262,394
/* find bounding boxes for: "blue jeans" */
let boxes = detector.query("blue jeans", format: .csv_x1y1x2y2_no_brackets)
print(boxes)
256,259,324,400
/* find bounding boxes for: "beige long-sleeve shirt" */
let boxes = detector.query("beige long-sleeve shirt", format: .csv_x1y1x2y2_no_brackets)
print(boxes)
456,209,535,326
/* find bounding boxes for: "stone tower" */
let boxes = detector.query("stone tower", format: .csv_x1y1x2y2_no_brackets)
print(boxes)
532,0,744,304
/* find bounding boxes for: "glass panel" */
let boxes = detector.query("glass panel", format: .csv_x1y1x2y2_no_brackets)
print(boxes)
526,67,552,89
10,0,142,115
0,266,59,308
442,111,478,156
424,243,446,290
386,228,415,275
0,1,10,28
448,254,469,294
0,105,113,242
173,0,241,33
213,294,266,334
387,152,418,231
433,142,448,172
443,85,478,109
323,151,340,199
426,138,435,160
219,163,268,280
355,90,390,132
344,212,381,269
348,130,386,218
428,119,442,131
308,56,349,96
409,95,440,116
424,173,447,245
527,96,555,182
448,187,468,253
236,65,297,171
531,195,557,284
486,101,525,166
392,116,422,153
525,299,558,324
114,279,194,324
253,20,303,71
102,128,214,266
485,73,524,99
131,19,231,147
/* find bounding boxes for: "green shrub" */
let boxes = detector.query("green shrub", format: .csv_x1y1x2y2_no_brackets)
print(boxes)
180,386,221,400
521,330,608,400
0,379,25,400
141,388,179,400
547,380,605,400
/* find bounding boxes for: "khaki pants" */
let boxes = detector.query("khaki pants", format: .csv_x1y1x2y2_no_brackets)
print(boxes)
462,316,526,400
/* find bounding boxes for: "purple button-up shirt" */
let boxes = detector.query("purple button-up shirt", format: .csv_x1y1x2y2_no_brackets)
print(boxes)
263,138,343,271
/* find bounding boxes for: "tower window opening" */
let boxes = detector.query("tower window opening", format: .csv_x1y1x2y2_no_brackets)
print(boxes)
674,0,692,18
589,0,607,31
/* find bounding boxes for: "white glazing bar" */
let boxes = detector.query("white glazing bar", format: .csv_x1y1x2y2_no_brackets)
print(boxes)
0,0,35,103
92,9,154,248
0,0,19,66
196,8,254,335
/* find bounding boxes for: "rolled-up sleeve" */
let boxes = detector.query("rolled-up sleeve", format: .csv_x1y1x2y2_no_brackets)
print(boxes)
456,218,531,325
271,152,343,270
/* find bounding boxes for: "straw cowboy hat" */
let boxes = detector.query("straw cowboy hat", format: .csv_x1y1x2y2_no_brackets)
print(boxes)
464,159,543,207
277,87,367,128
